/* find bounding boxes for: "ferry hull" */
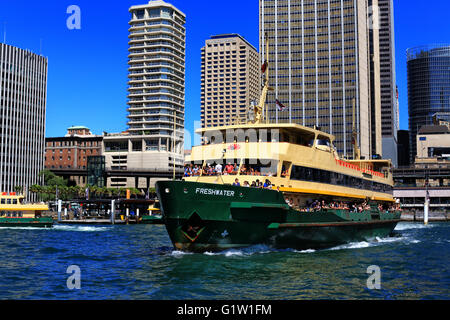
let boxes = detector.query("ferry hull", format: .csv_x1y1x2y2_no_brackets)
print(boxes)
156,181,400,253
140,215,164,225
0,217,53,228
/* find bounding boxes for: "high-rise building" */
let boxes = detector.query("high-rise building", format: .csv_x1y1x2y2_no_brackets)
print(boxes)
127,0,185,158
407,44,450,162
0,43,48,199
378,0,399,166
104,0,186,188
259,0,384,159
201,34,261,128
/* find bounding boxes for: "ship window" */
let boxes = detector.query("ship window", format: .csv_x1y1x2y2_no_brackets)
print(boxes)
6,199,11,204
296,133,315,147
0,199,5,204
12,199,17,204
290,165,392,194
281,161,291,178
240,159,278,177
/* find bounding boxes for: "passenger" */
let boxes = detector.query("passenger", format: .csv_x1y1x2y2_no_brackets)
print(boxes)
243,181,250,187
215,163,223,175
225,163,234,175
263,179,272,188
289,198,295,207
232,178,240,187
250,181,256,187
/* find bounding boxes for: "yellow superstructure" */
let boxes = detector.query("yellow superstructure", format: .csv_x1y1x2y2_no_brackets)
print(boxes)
184,36,394,206
185,122,394,204
0,193,49,218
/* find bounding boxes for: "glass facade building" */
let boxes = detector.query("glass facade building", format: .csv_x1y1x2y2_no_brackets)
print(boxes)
407,44,450,161
260,0,383,159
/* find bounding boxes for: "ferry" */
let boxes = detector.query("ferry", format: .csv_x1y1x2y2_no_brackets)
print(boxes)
156,38,401,252
141,201,164,224
0,192,53,228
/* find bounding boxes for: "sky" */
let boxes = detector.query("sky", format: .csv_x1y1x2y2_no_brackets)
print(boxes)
0,0,449,148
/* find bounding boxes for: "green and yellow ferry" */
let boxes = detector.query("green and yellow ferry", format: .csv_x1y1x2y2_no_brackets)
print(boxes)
156,39,401,252
0,192,53,228
141,201,164,225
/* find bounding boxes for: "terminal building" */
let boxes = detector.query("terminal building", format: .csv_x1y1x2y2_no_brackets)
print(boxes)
393,117,450,219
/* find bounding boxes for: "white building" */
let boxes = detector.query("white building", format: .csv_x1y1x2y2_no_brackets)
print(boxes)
0,43,48,199
104,0,186,188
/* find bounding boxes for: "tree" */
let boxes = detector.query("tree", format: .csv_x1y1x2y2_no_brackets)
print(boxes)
39,169,68,187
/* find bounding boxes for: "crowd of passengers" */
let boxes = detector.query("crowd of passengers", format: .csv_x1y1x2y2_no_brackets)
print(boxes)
184,165,400,213
284,198,401,213
184,164,282,177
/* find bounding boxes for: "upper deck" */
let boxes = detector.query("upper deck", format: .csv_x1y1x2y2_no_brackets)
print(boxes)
0,193,49,211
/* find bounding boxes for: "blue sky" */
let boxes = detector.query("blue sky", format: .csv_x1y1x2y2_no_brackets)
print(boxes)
0,0,449,146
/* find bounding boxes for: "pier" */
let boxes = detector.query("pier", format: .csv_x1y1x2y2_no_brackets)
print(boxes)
48,197,162,225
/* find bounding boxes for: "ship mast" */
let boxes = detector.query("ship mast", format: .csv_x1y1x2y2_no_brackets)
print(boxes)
252,34,273,124
352,98,361,160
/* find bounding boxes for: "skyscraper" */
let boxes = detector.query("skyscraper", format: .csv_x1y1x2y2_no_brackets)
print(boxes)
0,43,48,199
407,44,450,161
259,0,384,160
103,0,186,188
378,0,399,166
201,34,261,128
127,0,185,157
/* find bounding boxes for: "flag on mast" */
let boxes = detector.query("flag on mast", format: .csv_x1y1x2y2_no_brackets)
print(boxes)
275,99,287,111
261,60,268,74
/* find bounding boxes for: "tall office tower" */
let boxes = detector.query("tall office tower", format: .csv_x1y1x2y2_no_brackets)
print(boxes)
0,43,48,199
377,0,398,166
407,44,450,162
200,34,261,128
259,0,383,159
126,0,185,165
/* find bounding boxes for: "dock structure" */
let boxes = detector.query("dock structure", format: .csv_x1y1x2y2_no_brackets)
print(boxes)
51,198,158,225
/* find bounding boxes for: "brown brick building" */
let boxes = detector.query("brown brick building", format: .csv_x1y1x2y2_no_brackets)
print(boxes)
45,126,103,185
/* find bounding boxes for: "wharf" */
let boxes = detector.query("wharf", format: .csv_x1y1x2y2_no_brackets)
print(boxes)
401,212,450,222
57,219,127,225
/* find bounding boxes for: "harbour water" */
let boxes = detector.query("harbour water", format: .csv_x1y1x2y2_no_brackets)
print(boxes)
0,222,448,300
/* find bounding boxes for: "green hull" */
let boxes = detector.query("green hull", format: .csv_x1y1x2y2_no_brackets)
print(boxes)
156,180,401,252
0,217,53,228
140,215,164,225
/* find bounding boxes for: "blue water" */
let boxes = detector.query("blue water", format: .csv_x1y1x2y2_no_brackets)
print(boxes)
0,222,448,299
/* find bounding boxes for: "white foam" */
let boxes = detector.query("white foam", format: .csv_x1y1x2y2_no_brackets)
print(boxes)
52,224,111,232
0,226,51,231
294,249,316,254
329,241,371,250
395,222,432,231
170,250,193,257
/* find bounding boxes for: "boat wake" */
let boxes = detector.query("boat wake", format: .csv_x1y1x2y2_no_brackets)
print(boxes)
394,222,434,231
167,232,422,257
52,224,112,232
0,226,52,231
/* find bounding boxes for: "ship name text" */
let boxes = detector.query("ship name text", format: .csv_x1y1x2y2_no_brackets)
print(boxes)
195,188,235,197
